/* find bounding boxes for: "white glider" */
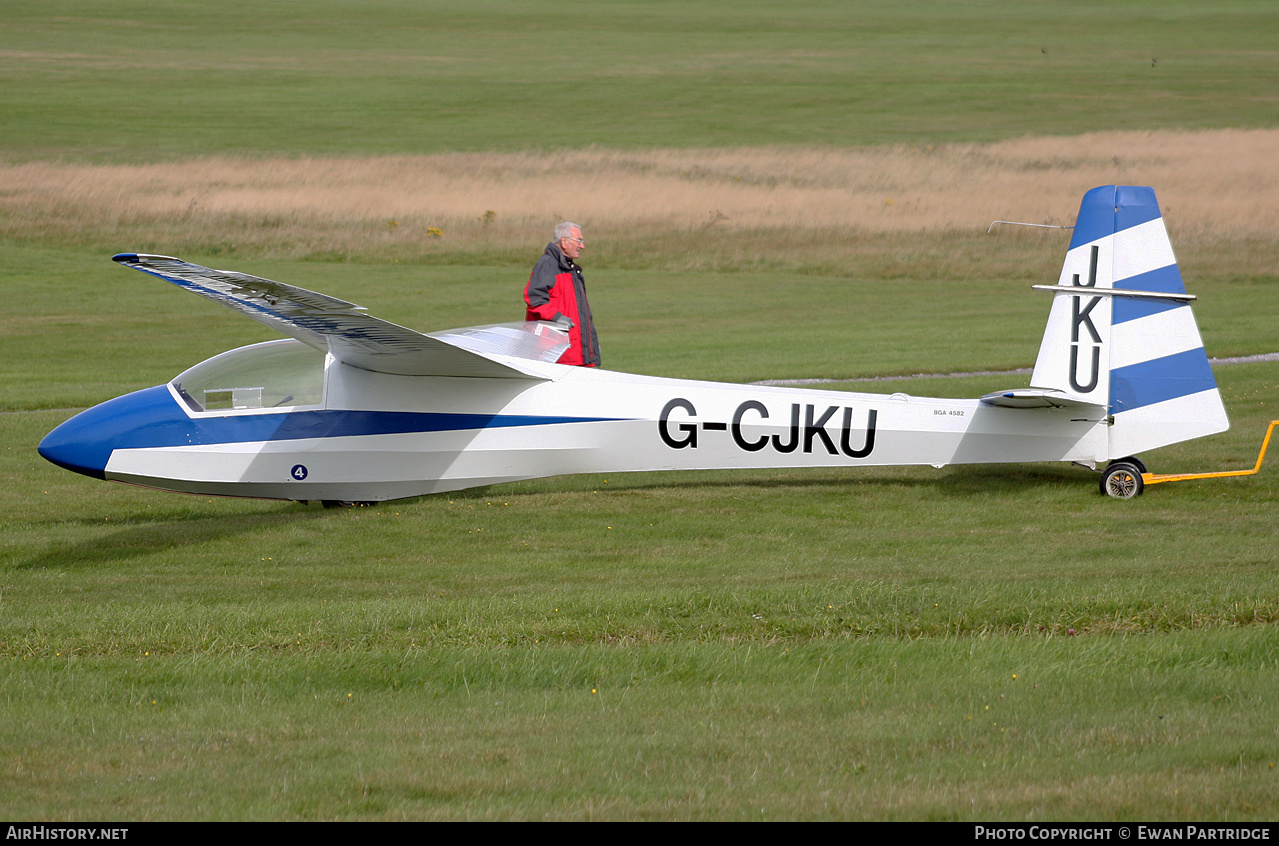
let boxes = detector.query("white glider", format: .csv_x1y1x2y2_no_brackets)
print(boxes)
39,186,1228,502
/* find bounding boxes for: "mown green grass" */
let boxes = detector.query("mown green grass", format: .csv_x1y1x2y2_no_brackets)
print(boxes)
3,0,1279,822
3,0,1278,159
5,399,1279,821
3,633,1277,820
3,250,1277,818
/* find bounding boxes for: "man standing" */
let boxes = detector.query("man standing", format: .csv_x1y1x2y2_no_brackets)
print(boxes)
524,221,600,367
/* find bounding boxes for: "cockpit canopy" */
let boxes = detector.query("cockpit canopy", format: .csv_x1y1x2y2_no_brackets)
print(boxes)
171,339,325,412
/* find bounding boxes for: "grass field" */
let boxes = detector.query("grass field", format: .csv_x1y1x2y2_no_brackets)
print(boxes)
3,0,1278,821
4,0,1279,157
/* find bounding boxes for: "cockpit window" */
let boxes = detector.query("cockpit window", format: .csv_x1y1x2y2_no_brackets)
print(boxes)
172,339,324,413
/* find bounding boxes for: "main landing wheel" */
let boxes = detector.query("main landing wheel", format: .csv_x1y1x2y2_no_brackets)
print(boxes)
1100,461,1145,499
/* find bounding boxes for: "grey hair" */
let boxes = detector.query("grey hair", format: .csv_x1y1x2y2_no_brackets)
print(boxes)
553,221,581,241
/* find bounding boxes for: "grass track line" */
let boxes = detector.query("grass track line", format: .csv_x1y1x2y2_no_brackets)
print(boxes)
755,352,1279,386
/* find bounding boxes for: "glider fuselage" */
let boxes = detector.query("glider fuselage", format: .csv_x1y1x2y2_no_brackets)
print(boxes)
41,342,1108,502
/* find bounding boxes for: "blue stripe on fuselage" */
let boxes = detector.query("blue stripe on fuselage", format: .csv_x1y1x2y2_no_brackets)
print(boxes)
39,384,623,479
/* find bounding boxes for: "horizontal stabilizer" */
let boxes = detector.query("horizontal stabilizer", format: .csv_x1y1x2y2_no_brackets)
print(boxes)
1029,285,1195,303
980,389,1106,410
113,254,569,379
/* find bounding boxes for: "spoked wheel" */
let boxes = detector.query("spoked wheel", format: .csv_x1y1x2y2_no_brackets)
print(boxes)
1100,461,1145,499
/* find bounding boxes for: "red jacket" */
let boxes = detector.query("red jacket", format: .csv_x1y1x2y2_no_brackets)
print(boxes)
524,242,600,367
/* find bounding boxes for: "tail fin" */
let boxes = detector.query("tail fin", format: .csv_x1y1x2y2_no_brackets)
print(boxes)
1030,186,1228,458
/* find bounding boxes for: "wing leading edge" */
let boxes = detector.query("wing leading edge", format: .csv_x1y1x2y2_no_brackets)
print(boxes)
113,254,569,379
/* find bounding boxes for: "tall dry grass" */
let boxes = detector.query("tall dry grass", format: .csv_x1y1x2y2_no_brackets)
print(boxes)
3,129,1278,262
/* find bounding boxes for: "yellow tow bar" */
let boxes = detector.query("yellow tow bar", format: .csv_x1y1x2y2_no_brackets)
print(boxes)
1142,420,1279,487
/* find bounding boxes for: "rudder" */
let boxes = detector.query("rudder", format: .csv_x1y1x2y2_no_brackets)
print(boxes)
1030,186,1228,459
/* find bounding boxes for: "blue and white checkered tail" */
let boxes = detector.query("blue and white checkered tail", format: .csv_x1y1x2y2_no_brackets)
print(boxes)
1030,185,1229,459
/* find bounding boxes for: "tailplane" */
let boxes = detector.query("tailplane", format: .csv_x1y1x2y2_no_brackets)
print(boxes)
1029,186,1228,458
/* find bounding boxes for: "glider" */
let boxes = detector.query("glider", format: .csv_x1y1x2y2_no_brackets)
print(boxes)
39,186,1230,503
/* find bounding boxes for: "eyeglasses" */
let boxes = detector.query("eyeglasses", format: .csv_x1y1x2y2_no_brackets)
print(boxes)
564,237,585,245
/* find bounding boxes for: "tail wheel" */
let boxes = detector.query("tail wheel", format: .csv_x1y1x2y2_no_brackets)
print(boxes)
1100,461,1145,499
1113,455,1148,474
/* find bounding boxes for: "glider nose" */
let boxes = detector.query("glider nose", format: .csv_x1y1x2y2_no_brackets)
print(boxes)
39,386,181,480
39,412,112,480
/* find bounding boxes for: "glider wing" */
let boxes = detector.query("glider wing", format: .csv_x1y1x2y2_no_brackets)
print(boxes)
113,254,568,379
